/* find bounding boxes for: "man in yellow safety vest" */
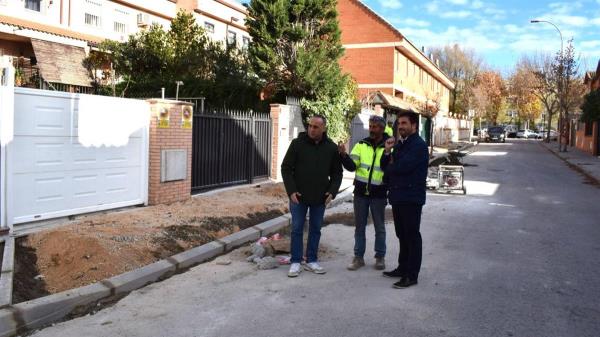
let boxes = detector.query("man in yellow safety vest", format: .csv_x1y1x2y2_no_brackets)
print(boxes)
338,115,392,271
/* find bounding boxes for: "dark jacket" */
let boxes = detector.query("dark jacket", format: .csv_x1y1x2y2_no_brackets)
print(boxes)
281,132,343,205
340,134,390,198
380,133,428,205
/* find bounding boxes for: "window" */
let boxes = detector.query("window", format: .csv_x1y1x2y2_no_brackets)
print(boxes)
25,0,40,11
204,22,215,34
114,22,127,33
242,36,250,49
85,13,101,27
227,30,237,46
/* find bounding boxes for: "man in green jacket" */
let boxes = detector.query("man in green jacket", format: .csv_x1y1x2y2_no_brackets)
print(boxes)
281,115,343,277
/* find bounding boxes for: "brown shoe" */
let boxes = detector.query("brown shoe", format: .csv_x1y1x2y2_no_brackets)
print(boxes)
374,257,385,270
347,257,365,270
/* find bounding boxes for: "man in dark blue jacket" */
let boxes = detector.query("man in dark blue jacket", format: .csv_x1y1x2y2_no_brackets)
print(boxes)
381,111,428,288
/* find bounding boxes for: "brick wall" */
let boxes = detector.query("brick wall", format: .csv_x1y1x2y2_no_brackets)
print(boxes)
575,121,599,156
339,47,394,86
147,99,193,205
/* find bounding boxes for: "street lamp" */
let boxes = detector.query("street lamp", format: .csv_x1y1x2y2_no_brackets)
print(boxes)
175,81,184,101
530,19,564,149
530,20,563,56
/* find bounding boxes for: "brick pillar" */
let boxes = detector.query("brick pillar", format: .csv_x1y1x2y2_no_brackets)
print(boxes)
269,104,291,182
147,99,194,205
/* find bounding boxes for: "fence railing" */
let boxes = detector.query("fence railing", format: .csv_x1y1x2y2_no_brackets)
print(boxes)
191,106,271,192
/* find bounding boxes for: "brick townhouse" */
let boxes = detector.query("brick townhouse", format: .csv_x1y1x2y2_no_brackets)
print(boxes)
337,0,455,119
0,0,249,92
576,60,600,156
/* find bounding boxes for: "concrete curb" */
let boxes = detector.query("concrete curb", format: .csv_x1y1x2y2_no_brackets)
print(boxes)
217,227,261,252
252,215,290,237
169,241,225,270
0,238,14,308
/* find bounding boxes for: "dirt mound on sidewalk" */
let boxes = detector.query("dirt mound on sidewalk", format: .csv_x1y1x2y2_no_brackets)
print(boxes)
14,183,288,301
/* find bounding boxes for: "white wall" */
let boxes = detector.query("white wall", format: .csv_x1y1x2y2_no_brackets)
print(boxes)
274,105,291,182
0,57,14,230
433,114,472,145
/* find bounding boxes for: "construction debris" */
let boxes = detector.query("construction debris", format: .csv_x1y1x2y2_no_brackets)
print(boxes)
246,234,290,270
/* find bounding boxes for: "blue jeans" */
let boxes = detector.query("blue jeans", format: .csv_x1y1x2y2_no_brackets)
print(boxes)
289,202,326,263
353,195,387,258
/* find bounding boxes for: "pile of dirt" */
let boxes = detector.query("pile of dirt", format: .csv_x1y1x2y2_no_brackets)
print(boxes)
14,183,288,302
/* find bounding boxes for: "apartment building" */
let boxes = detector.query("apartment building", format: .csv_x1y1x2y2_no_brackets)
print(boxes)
195,0,249,49
337,0,454,116
0,0,249,90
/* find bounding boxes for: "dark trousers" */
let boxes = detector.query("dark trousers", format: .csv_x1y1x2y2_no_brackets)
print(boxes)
391,203,423,280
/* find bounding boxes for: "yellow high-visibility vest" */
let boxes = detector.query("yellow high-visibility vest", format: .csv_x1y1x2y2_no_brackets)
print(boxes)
349,140,386,190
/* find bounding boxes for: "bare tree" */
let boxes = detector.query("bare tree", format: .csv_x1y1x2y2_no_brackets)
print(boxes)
429,44,483,116
554,40,585,152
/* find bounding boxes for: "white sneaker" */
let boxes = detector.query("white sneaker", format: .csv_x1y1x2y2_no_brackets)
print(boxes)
304,262,326,274
288,263,302,277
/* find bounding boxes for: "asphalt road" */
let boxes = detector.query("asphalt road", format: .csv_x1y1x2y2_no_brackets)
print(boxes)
31,139,600,337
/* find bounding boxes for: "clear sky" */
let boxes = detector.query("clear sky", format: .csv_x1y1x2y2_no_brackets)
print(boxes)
235,0,600,73
360,0,600,73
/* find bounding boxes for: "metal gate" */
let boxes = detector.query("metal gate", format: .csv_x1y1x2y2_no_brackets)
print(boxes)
191,107,271,191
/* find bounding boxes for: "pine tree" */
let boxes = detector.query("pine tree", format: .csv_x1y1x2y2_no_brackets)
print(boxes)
247,0,359,141
246,0,344,98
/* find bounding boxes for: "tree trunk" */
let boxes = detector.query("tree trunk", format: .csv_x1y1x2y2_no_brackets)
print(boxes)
545,113,553,143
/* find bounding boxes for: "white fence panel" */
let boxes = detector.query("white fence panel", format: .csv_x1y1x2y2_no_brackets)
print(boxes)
0,59,14,230
6,88,150,226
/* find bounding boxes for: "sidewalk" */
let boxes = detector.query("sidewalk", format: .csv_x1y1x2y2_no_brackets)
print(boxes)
539,141,600,184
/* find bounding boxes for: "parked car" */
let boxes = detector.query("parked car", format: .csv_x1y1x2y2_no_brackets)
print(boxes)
485,126,506,143
504,125,518,138
516,129,538,139
541,129,558,141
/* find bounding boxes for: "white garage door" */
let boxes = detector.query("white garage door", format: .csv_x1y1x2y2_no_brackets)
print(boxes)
7,88,149,225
